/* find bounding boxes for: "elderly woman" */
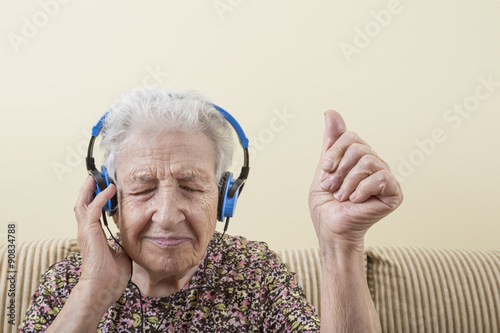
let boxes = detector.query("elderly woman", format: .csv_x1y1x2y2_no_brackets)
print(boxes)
20,88,402,332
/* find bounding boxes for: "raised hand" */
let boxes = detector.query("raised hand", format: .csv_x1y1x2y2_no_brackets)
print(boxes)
309,110,403,246
73,176,131,308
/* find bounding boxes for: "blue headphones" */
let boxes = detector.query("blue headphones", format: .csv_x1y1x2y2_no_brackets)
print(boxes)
86,103,250,223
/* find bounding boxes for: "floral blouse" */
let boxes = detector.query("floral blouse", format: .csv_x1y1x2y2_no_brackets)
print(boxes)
19,232,321,332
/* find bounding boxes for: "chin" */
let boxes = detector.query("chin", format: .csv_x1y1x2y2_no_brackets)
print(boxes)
140,242,201,274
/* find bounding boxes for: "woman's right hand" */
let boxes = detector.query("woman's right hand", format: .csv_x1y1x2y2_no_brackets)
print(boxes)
46,177,131,332
73,176,131,310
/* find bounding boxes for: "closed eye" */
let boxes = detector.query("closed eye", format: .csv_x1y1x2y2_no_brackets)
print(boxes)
133,188,155,196
180,185,201,192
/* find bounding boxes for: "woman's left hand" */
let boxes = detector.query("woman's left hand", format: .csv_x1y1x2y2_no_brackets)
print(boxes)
309,110,403,248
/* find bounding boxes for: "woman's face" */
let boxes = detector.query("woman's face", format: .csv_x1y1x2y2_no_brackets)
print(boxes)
113,130,219,280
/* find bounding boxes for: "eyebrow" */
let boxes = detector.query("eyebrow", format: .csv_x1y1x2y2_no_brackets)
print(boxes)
177,172,210,182
128,170,211,183
129,174,157,183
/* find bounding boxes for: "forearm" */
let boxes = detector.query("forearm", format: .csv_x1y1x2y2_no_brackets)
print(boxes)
46,282,116,333
319,239,381,333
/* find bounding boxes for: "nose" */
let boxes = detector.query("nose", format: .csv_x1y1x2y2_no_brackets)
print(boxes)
151,186,185,228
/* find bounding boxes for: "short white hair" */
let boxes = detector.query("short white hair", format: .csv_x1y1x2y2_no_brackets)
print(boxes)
101,87,234,184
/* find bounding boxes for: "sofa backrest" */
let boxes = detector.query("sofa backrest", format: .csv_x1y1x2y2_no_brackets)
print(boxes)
277,246,500,333
1,238,499,332
1,238,79,333
365,246,500,333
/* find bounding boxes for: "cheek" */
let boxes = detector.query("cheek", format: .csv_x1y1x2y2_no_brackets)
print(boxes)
202,190,219,217
191,192,219,237
117,195,151,240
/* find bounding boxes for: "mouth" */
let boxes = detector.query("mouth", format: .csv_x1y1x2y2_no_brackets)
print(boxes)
145,237,190,249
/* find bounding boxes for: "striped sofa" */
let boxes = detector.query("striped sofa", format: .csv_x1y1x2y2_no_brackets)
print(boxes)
1,238,499,332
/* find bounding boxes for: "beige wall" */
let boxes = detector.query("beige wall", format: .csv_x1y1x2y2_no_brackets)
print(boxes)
1,1,499,251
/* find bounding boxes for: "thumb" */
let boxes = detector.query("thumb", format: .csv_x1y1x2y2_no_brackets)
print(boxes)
322,110,347,156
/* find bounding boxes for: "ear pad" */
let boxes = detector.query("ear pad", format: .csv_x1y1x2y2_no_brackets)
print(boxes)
217,172,240,221
217,172,230,221
90,165,118,215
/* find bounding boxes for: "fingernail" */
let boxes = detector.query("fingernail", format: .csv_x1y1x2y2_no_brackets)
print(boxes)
349,191,357,201
322,159,334,170
334,189,343,200
320,178,333,190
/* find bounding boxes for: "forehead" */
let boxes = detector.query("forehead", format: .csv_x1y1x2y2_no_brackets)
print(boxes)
116,130,217,181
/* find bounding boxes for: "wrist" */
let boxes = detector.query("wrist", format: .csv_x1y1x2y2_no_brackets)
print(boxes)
319,235,365,260
318,236,380,332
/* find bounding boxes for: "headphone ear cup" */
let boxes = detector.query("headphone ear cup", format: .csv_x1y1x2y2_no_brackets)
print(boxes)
90,168,107,194
107,178,118,216
101,166,118,215
90,166,118,215
217,172,231,222
217,172,241,222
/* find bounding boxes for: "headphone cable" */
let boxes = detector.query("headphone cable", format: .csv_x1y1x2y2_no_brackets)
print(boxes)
103,213,145,333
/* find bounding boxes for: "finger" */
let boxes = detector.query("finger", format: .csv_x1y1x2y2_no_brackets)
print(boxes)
349,170,402,205
321,110,347,159
320,141,377,188
332,155,389,201
74,177,116,225
74,176,97,224
77,217,109,251
86,184,117,223
313,111,348,192
321,131,371,173
88,183,116,211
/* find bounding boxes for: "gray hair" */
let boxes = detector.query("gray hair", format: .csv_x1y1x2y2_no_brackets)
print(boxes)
100,87,234,184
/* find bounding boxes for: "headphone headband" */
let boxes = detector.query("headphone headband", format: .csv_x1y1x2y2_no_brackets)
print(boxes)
211,103,249,149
